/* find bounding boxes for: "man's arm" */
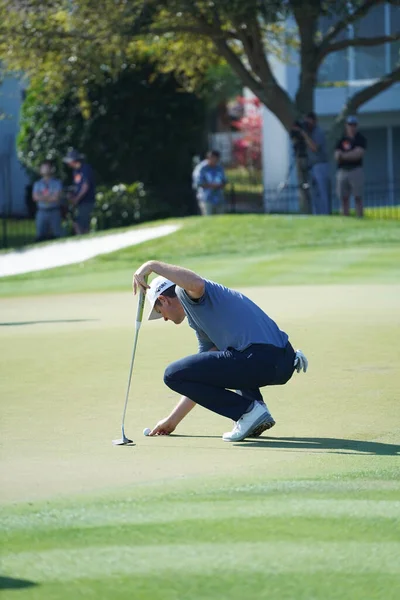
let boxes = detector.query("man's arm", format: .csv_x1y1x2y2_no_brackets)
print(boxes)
32,183,42,203
149,396,196,435
338,147,365,162
134,261,205,299
300,129,317,153
149,347,217,435
198,168,220,190
48,182,63,203
71,181,89,205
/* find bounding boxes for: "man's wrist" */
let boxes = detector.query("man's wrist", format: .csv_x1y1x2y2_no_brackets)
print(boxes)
147,260,158,274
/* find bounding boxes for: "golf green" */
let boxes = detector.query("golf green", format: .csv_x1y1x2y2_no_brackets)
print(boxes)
1,282,399,599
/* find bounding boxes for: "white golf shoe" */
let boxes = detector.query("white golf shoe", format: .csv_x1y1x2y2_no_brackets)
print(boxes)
222,402,273,442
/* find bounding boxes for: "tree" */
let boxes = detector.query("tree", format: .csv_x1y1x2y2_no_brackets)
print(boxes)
17,63,205,207
1,0,399,212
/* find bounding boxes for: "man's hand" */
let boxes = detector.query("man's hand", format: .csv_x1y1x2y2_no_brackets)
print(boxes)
149,417,177,436
133,262,152,295
334,150,342,162
133,261,204,299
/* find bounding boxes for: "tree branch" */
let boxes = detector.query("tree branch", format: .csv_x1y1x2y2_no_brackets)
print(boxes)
341,64,400,117
0,26,97,42
211,37,265,98
319,32,400,61
148,25,237,39
320,0,385,47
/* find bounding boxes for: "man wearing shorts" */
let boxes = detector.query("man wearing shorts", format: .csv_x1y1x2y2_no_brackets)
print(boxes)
335,116,367,217
63,149,96,234
133,261,308,442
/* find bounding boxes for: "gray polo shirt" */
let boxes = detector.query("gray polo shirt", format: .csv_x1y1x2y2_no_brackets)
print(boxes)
33,178,62,210
176,280,288,353
307,125,328,166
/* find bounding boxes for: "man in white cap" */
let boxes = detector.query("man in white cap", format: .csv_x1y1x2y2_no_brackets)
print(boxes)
133,261,308,442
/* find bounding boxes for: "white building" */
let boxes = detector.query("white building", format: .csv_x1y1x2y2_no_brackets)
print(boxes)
0,75,29,215
262,3,400,204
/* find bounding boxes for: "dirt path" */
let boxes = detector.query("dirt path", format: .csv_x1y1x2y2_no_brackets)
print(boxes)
0,224,179,277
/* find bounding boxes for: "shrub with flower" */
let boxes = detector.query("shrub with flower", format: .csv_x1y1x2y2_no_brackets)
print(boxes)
232,96,262,169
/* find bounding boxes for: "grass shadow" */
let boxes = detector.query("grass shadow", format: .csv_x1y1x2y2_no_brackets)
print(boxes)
234,436,400,455
0,576,38,590
0,319,98,327
171,434,222,439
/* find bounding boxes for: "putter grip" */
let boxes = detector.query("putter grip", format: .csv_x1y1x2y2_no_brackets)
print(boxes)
135,275,148,323
136,289,146,323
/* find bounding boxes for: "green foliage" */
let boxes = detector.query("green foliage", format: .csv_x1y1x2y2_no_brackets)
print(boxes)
17,81,84,180
17,63,206,191
2,0,399,162
92,183,172,231
200,63,243,109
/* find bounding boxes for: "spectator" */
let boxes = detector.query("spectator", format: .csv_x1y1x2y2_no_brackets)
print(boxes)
301,112,330,215
197,150,227,216
63,149,96,234
32,160,64,241
192,155,208,214
334,116,367,218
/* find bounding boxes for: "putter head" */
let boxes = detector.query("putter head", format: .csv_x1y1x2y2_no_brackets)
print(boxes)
112,436,133,446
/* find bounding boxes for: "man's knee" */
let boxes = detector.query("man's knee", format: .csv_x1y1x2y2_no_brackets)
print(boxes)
164,361,180,388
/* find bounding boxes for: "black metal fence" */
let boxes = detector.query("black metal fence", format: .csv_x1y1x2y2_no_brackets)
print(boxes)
227,180,400,219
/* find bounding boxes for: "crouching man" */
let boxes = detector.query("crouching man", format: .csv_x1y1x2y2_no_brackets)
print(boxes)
133,261,308,442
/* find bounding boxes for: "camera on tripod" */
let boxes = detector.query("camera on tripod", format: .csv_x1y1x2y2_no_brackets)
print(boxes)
290,120,308,158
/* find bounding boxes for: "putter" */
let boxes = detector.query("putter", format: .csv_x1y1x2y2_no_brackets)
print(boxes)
112,283,147,446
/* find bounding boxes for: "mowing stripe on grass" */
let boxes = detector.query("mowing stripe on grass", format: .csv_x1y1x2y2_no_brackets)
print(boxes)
3,542,400,581
2,499,400,533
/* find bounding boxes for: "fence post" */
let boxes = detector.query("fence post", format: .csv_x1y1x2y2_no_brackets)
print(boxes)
229,183,236,214
1,214,7,249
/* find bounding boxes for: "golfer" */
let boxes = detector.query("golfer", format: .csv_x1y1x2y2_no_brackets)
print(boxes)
133,261,308,442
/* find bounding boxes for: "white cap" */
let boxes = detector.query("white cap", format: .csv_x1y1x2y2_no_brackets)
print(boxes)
147,276,175,320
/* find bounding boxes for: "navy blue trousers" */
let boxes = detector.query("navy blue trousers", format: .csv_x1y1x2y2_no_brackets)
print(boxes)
164,343,296,421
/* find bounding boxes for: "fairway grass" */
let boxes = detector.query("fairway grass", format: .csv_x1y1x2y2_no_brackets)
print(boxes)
1,214,399,296
1,283,399,599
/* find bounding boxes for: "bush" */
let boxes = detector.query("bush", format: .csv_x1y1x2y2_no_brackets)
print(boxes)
91,182,172,231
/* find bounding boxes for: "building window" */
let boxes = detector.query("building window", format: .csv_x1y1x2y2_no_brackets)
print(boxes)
362,127,388,184
392,126,400,184
318,3,398,85
353,5,386,80
318,15,349,84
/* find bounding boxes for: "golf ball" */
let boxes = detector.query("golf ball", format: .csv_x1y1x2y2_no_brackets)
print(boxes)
143,427,151,436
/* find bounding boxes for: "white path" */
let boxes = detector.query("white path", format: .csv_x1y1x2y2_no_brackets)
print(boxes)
0,224,180,278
